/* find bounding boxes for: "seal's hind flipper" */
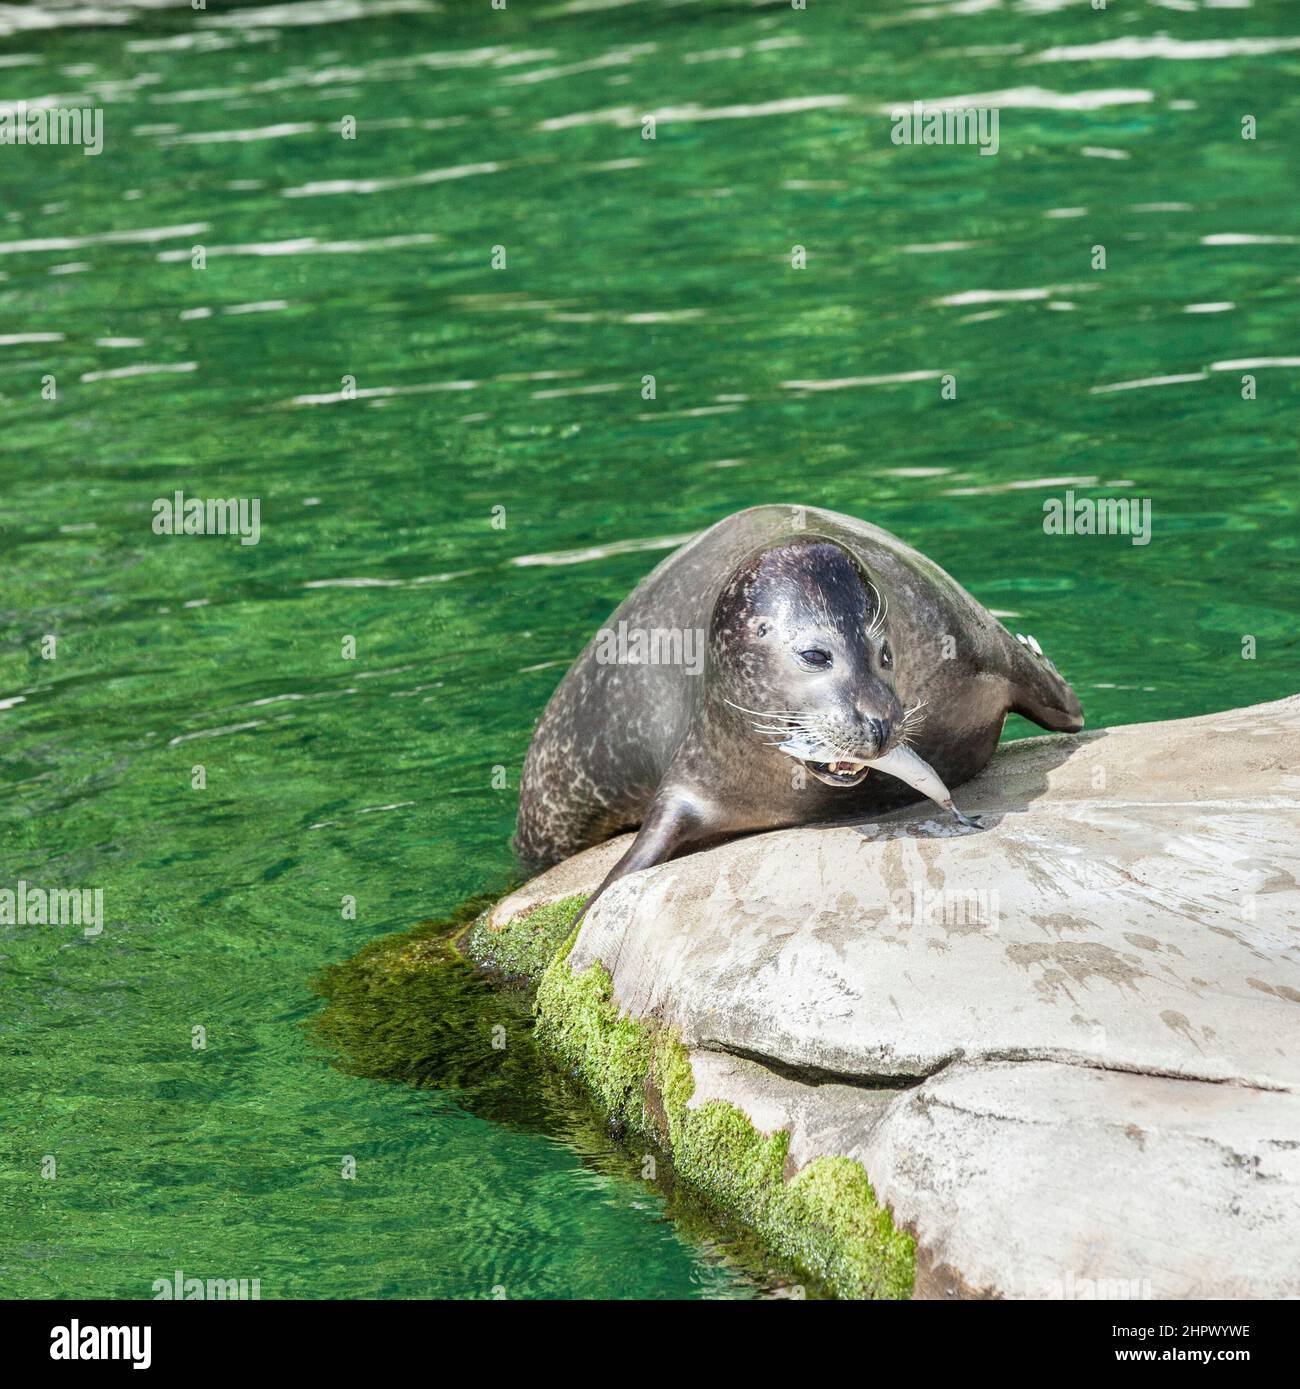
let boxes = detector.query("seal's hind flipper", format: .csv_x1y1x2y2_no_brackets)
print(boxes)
1007,631,1084,733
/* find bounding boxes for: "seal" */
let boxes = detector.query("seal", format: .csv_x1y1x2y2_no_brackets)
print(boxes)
516,504,1083,905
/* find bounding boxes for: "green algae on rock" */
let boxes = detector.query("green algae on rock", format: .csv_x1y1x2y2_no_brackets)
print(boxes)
466,893,586,981
469,891,916,1299
534,937,915,1301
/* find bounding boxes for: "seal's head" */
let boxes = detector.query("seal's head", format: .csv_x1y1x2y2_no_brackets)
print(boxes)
710,535,915,787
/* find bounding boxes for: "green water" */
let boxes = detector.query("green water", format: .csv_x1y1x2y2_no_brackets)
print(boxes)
2,0,1297,1299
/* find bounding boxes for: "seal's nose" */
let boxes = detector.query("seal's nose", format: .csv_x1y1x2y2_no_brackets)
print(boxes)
865,717,889,754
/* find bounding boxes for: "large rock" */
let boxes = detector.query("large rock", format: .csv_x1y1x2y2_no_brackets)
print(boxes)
487,696,1300,1297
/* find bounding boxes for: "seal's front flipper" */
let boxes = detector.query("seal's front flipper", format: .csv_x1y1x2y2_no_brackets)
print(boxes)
1007,631,1084,733
572,795,709,927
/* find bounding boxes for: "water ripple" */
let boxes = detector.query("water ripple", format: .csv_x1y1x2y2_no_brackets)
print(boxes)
0,222,207,256
1091,373,1207,394
157,233,438,260
511,534,697,568
539,95,848,131
282,161,500,198
879,86,1152,112
1033,37,1300,62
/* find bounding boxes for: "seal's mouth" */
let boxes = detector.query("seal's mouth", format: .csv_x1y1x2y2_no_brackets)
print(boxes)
722,703,893,791
773,732,881,787
724,700,980,827
800,757,870,787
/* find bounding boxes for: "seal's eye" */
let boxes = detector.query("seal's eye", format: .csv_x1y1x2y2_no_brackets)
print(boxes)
880,640,893,669
798,649,832,669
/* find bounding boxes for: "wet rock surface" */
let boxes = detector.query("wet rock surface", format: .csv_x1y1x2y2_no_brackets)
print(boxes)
485,697,1300,1297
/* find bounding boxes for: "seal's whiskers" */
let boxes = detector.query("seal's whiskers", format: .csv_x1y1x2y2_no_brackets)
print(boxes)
865,581,889,640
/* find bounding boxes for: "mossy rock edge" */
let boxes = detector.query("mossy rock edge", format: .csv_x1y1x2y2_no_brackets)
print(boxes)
468,892,917,1300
